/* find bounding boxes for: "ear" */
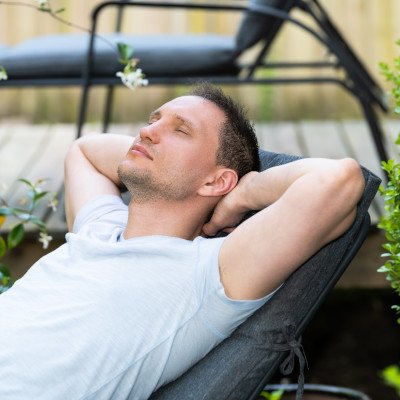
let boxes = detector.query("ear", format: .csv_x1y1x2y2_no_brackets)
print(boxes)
198,168,238,197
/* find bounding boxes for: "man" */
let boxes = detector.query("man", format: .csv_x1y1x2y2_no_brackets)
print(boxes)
0,84,364,399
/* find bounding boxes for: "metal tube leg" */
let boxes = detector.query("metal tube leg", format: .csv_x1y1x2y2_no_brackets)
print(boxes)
360,100,389,164
102,85,115,133
77,83,90,138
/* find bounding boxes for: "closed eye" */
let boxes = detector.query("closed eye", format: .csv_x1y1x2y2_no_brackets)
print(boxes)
147,118,157,125
148,109,161,125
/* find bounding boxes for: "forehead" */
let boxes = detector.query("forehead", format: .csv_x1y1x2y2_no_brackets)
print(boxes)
159,95,226,131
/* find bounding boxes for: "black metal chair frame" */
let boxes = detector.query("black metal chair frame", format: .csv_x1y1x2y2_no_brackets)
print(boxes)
263,383,372,400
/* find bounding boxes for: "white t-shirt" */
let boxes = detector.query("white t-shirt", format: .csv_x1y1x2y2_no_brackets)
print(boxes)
0,195,273,400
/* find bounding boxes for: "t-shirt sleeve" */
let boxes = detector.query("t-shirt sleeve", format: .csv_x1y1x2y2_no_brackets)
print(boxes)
73,195,128,234
194,236,278,339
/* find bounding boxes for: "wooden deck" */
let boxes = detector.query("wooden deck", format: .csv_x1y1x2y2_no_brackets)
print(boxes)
0,119,399,233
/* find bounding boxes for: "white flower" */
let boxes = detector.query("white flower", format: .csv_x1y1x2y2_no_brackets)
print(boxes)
19,197,28,206
16,212,30,221
116,68,149,90
48,197,58,212
38,232,53,249
0,67,8,81
37,0,49,8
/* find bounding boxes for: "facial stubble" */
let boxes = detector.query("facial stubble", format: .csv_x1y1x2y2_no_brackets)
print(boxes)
117,162,196,203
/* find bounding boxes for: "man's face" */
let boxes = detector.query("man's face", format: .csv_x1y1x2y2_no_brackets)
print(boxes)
118,95,226,202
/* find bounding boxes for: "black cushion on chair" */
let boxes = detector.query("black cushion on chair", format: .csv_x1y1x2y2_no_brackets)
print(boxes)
235,0,297,53
149,150,381,400
0,33,239,79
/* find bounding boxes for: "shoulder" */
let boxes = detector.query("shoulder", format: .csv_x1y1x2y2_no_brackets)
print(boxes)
72,194,127,234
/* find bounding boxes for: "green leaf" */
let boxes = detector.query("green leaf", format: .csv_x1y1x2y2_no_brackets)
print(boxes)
259,390,284,400
381,365,400,394
0,66,7,80
0,236,6,258
28,216,46,230
117,42,134,64
0,262,11,277
378,265,389,273
7,223,25,250
18,178,34,188
0,207,13,216
33,191,48,202
55,7,65,14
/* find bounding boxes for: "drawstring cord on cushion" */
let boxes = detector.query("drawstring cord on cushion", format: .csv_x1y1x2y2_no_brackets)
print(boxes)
272,323,308,400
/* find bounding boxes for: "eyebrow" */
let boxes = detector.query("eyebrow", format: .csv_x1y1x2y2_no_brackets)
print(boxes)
148,109,195,130
148,109,161,120
174,114,194,130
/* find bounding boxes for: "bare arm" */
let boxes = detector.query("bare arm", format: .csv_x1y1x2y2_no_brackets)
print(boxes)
64,133,134,231
202,158,365,300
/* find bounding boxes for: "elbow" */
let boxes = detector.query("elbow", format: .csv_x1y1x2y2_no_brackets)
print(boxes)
334,158,365,207
65,136,91,165
67,136,88,154
341,157,365,196
320,158,365,241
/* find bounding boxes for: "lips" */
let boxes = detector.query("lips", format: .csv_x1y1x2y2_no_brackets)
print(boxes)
130,143,153,160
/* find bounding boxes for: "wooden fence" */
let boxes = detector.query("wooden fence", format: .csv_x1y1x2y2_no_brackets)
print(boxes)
0,0,400,123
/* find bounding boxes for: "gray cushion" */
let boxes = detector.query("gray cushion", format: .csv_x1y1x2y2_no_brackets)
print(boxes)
235,0,297,53
149,150,381,400
0,33,239,79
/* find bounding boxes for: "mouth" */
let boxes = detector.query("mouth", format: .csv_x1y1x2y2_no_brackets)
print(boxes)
130,143,153,160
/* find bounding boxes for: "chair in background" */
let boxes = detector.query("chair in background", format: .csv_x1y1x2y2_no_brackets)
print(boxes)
148,149,380,400
0,0,389,163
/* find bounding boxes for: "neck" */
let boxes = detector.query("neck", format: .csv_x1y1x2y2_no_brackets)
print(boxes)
123,197,212,241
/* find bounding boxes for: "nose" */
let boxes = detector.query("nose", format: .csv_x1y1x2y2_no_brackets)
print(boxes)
139,123,160,143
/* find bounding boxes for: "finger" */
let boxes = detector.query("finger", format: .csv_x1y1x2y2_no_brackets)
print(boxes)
202,222,218,237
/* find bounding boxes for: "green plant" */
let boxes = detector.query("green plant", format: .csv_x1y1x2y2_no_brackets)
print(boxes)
258,389,284,400
381,365,400,397
0,178,56,293
378,38,400,397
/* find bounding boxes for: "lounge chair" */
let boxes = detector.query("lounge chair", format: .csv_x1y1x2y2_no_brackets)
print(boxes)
148,149,380,400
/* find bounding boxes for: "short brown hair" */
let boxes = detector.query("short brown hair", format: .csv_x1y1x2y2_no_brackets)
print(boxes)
189,83,260,178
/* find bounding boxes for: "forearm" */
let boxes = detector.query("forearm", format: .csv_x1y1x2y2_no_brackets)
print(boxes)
203,157,365,237
242,158,351,211
64,133,134,231
72,133,134,187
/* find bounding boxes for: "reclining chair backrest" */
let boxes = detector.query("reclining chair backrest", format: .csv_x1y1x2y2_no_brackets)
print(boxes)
235,0,298,56
149,150,380,400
